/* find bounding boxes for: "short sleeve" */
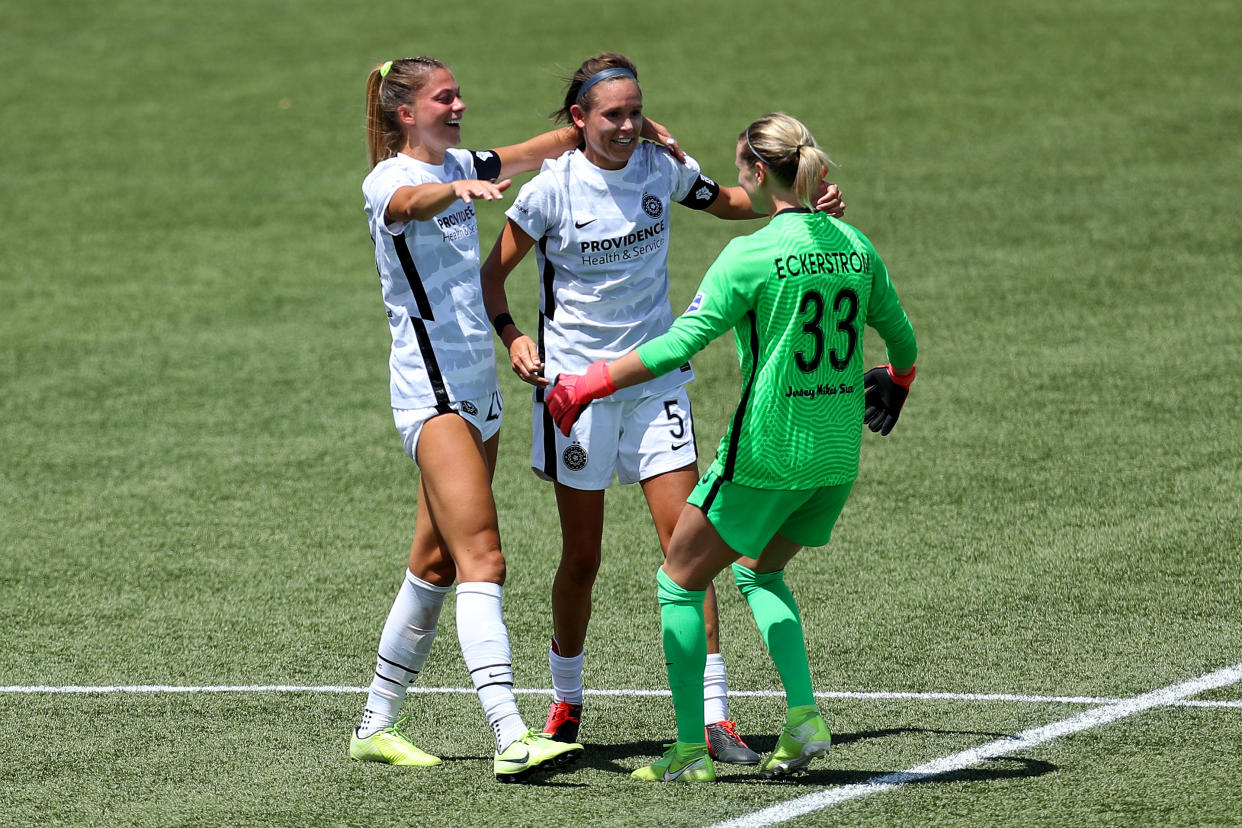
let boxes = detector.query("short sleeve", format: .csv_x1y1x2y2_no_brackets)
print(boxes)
505,173,557,241
362,162,416,236
661,150,720,210
468,149,503,182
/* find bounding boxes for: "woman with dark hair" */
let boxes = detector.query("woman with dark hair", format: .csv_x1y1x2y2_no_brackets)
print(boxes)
480,55,845,764
545,112,917,782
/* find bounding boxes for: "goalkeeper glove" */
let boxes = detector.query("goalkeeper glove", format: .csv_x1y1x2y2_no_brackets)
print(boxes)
546,359,617,436
863,364,915,436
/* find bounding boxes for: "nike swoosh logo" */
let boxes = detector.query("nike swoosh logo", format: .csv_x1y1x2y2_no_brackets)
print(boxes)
497,748,531,766
663,757,706,781
671,441,690,451
574,218,597,228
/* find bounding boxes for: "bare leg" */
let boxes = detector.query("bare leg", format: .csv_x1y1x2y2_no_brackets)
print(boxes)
415,416,530,752
550,483,605,657
414,415,505,585
406,425,500,586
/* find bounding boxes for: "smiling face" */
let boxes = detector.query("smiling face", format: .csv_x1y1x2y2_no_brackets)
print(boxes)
571,78,643,170
398,67,465,162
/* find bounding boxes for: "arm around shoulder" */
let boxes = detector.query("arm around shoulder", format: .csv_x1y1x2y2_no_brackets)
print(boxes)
491,125,580,180
705,186,764,221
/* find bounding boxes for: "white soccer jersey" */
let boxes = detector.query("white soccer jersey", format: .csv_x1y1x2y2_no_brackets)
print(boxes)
363,149,503,410
506,143,719,401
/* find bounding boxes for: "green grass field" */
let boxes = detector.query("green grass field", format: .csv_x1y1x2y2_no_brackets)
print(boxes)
2,0,1240,825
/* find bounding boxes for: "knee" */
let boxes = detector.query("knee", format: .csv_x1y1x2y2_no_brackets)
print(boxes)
417,558,457,587
557,546,602,586
732,562,785,596
457,547,506,585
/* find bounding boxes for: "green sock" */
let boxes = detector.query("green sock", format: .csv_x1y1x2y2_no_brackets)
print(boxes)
656,567,708,744
786,703,820,727
732,563,816,709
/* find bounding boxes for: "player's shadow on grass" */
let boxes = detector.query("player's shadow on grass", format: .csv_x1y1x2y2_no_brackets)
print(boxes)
591,727,1056,786
428,752,590,787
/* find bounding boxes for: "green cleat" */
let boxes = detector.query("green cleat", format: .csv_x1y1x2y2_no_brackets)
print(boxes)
758,706,831,778
494,730,583,783
631,742,716,782
350,718,442,767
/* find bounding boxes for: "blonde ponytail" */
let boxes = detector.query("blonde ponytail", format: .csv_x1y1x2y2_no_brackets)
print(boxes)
364,56,447,169
739,113,835,208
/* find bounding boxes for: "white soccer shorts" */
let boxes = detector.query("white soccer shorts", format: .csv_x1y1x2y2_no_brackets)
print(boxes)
531,385,697,489
394,389,504,462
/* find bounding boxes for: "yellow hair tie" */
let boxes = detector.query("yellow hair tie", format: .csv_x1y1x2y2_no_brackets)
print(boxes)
379,60,393,78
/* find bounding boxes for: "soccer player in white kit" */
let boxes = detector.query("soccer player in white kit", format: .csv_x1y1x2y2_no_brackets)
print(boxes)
350,56,684,783
479,53,845,763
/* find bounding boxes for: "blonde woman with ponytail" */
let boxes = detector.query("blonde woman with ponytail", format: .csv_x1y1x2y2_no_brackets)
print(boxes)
544,113,919,783
352,56,676,783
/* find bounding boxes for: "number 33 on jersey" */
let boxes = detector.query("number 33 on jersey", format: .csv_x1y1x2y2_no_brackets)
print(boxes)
636,210,917,490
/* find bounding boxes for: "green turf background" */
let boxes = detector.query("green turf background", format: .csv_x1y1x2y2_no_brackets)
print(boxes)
2,0,1239,825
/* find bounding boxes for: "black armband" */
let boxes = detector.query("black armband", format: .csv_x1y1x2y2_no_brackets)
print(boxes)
678,174,720,210
491,312,515,335
470,149,503,182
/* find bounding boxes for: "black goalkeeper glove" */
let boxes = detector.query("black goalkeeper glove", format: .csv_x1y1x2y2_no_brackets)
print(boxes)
863,364,916,436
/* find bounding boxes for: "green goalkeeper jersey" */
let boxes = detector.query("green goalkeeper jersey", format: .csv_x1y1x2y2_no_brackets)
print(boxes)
637,209,917,489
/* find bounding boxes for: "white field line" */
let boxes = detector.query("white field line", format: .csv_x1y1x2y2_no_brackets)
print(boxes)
1,684,1240,708
708,661,1242,828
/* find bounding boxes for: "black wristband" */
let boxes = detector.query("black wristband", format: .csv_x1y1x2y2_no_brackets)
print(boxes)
491,312,515,335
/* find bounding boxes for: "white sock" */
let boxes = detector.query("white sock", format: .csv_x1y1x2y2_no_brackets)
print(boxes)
703,652,730,725
358,570,449,737
549,641,585,705
457,581,527,753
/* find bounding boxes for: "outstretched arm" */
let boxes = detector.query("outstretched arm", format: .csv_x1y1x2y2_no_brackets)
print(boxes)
545,254,746,435
599,350,654,392
543,353,650,436
386,179,512,223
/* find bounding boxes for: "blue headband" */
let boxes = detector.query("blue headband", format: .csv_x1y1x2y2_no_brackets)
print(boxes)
575,67,637,105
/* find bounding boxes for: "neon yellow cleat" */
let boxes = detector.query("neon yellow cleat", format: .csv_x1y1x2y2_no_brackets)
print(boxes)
758,706,831,778
494,730,583,783
350,718,442,767
631,742,716,782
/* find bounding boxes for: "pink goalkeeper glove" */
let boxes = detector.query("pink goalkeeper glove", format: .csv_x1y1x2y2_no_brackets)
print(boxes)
546,359,617,436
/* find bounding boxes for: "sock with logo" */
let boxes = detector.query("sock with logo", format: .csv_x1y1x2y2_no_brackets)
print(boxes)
732,563,815,709
656,567,708,744
703,652,729,725
549,639,585,705
357,569,449,738
456,581,528,752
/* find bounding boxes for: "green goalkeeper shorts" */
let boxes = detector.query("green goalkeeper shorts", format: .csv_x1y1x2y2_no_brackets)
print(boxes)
687,466,854,556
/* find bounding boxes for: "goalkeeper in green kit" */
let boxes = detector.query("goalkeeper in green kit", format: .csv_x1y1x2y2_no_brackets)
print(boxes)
545,113,918,782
